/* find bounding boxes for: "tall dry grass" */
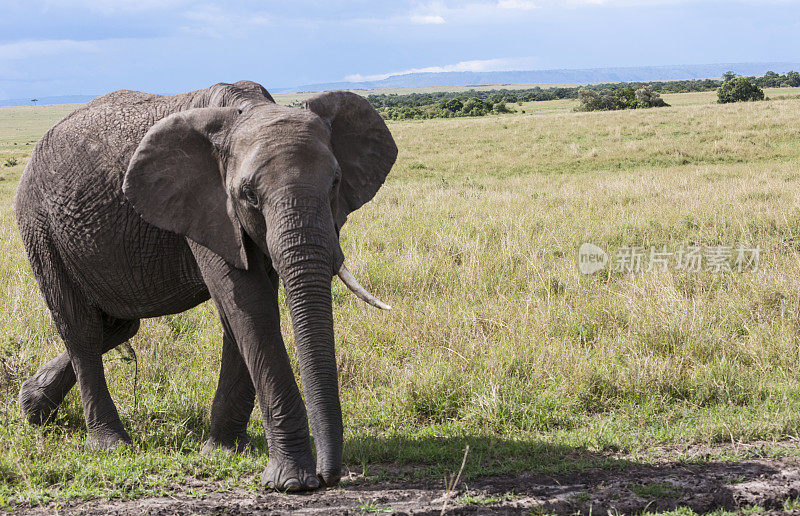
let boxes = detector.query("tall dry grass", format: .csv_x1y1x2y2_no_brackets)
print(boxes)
0,93,799,502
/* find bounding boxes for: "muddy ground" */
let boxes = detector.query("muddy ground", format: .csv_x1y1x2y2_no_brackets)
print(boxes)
19,442,800,515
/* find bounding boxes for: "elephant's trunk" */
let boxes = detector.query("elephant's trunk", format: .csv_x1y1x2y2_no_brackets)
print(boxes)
264,193,389,486
281,261,342,486
267,198,344,486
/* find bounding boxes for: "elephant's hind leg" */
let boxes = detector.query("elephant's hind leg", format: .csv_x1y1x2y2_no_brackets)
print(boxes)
19,232,132,448
19,352,75,425
58,307,133,449
20,317,140,425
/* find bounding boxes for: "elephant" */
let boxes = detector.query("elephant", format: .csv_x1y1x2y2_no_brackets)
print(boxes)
14,80,397,492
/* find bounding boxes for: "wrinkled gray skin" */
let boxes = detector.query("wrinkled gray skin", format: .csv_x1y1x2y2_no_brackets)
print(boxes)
14,81,397,492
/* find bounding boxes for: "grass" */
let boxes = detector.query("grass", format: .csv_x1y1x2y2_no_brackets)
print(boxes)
457,491,521,506
631,481,682,499
2,89,800,506
643,508,768,516
353,499,394,513
509,86,800,114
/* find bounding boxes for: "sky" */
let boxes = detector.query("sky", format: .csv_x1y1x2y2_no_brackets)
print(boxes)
0,0,799,99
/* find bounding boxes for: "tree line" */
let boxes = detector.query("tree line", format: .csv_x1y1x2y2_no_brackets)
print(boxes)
367,70,800,120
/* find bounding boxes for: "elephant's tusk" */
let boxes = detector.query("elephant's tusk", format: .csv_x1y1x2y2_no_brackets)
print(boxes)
337,264,392,310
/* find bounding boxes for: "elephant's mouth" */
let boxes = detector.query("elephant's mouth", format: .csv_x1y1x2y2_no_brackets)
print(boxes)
337,263,391,310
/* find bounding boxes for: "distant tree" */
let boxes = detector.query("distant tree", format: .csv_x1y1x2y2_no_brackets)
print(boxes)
440,97,464,112
576,86,667,111
493,102,512,114
576,88,603,111
635,86,669,108
613,87,637,109
462,97,491,116
784,71,800,87
722,71,736,82
762,70,781,87
717,77,765,103
30,98,38,105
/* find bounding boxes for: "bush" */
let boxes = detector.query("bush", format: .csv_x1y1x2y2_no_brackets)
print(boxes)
462,97,491,116
614,87,637,109
576,88,615,111
440,97,464,112
3,158,18,167
635,86,669,108
493,102,512,114
577,86,668,112
784,71,800,87
717,77,765,104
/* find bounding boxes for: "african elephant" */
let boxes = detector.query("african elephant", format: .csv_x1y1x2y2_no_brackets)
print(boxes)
14,80,396,491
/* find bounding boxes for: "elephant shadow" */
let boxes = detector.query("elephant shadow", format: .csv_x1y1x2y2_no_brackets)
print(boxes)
338,434,796,514
36,399,797,513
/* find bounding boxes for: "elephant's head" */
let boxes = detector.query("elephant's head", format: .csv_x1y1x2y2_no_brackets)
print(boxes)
122,90,397,482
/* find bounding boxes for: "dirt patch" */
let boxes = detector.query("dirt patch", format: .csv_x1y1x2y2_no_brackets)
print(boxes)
17,442,800,515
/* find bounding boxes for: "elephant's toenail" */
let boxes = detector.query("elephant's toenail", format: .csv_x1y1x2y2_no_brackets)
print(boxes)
306,475,320,489
318,471,341,487
283,478,302,491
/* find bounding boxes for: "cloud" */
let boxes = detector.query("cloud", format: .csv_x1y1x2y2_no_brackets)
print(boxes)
497,0,537,9
41,0,192,13
410,14,447,24
544,0,709,4
179,6,273,38
401,1,541,25
406,0,705,20
344,56,539,82
0,39,98,61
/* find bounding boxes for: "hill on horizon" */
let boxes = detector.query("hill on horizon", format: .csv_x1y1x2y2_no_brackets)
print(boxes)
0,95,96,107
281,61,800,93
3,62,799,107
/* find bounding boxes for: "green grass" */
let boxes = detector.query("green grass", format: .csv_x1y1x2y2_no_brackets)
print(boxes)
632,481,682,499
353,499,394,513
457,491,521,506
2,89,800,505
0,104,79,161
643,508,768,516
508,86,800,114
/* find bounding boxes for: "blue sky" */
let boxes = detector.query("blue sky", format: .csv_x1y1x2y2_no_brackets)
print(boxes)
1,0,798,99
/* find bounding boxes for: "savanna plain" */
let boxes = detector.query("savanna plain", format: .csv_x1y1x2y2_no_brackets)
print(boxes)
3,88,800,514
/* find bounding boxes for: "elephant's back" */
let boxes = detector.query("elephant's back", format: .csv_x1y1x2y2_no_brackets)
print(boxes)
22,93,171,247
17,92,209,319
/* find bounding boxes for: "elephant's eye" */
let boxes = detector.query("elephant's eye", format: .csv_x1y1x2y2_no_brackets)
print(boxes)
242,184,259,207
331,175,341,190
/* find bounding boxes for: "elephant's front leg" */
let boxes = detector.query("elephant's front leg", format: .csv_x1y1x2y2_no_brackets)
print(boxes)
191,244,320,492
203,269,280,453
201,331,255,454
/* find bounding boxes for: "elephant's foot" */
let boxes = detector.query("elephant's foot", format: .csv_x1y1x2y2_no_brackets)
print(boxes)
201,433,251,454
85,426,132,450
19,376,63,425
316,465,342,488
261,454,321,492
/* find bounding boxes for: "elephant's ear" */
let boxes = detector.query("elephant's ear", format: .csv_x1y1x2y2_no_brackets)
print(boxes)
303,91,398,229
123,107,249,269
